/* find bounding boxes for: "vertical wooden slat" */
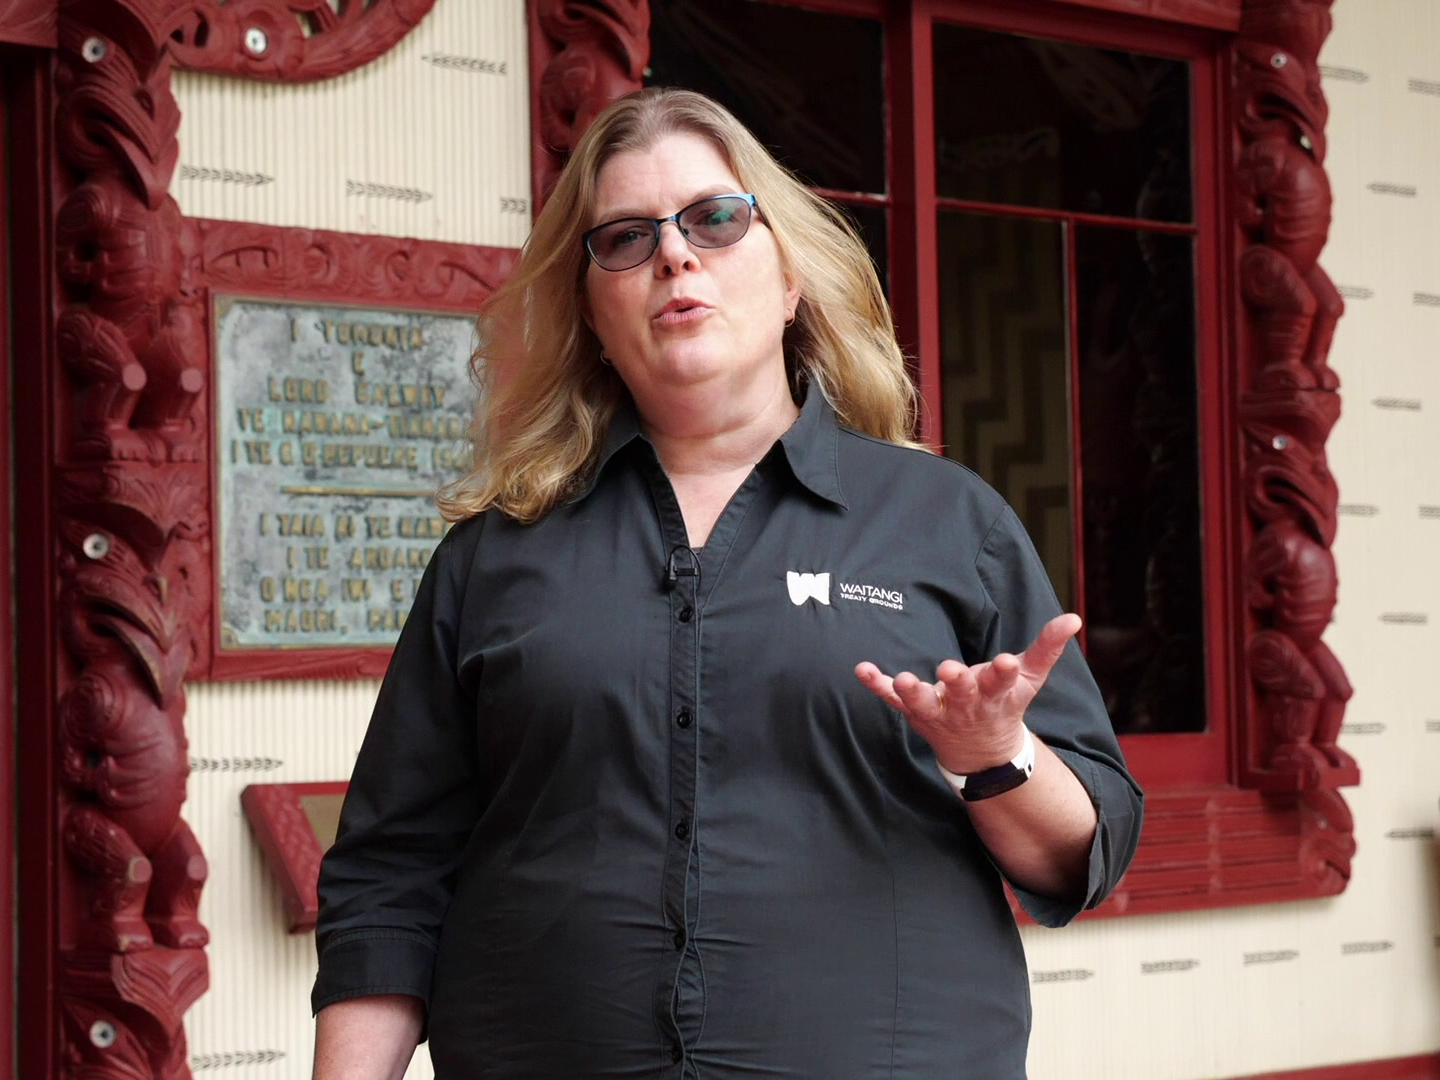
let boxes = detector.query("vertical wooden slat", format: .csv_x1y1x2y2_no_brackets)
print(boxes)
887,0,941,446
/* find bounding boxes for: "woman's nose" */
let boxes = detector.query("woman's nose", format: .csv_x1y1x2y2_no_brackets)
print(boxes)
653,220,698,275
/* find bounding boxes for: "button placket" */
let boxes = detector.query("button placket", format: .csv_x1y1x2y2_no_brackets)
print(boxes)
657,555,701,1063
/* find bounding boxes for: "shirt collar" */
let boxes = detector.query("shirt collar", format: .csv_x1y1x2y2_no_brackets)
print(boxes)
776,386,848,509
579,384,848,510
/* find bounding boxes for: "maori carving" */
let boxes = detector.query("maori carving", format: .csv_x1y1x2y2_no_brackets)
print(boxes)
1235,0,1356,881
532,0,649,204
54,2,209,1076
194,219,517,312
169,0,436,83
0,0,57,46
240,783,347,933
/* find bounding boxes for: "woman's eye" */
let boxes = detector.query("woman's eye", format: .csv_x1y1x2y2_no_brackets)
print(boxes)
611,228,645,248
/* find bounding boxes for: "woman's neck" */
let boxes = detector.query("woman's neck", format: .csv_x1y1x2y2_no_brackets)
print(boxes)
640,378,800,482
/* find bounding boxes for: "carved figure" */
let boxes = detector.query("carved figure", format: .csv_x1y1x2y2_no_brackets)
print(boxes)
533,0,649,202
1246,521,1354,781
1235,6,1343,393
53,2,211,1077
1235,0,1356,863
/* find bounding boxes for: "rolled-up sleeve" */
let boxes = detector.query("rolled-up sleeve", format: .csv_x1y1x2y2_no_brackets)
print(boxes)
312,518,486,1014
971,506,1144,928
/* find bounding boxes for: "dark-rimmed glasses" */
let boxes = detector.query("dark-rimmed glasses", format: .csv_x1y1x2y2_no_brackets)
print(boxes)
583,194,760,272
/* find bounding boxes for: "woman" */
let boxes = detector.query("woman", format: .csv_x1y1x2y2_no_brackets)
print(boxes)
313,88,1141,1080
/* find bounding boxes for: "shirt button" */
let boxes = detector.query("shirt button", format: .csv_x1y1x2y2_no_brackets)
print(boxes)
678,605,694,622
674,820,690,840
673,929,686,950
675,708,693,729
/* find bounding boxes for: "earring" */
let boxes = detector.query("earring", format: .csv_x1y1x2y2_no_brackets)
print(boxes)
783,311,796,327
599,350,613,366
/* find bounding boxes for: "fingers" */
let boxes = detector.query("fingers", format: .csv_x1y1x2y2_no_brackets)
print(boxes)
1018,613,1083,684
891,671,943,720
974,652,1021,699
856,663,942,719
854,662,905,711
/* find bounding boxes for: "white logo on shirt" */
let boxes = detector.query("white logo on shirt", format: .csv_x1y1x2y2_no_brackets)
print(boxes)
787,571,831,606
837,582,905,612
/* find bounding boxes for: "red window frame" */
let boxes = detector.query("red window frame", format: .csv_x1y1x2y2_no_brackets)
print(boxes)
891,0,1234,788
580,0,1357,915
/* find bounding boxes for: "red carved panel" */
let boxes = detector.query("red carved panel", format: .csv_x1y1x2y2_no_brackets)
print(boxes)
0,0,57,46
529,0,649,208
241,782,347,933
52,2,210,1077
193,219,516,312
170,0,436,82
1233,0,1357,837
187,221,516,682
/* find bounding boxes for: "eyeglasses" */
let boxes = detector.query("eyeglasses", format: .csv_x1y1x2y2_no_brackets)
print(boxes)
583,194,760,272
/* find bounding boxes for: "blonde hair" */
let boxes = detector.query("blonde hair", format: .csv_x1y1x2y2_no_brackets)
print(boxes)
437,87,921,524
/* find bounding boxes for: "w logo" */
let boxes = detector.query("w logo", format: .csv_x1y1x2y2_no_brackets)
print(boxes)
786,571,831,606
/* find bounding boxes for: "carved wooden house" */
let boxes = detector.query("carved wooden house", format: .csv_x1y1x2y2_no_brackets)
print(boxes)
0,1,1436,1078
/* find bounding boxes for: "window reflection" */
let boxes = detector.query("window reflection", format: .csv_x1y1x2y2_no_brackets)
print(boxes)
933,23,1192,222
1076,229,1205,734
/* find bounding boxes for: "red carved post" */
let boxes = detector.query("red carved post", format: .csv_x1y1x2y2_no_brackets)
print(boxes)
1235,0,1358,888
529,0,650,208
53,2,210,1076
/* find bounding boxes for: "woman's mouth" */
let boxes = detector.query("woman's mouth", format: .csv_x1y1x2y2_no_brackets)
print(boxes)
654,299,712,326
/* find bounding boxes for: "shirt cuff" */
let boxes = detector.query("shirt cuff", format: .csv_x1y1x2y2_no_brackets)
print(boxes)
311,928,437,1015
1008,747,1128,929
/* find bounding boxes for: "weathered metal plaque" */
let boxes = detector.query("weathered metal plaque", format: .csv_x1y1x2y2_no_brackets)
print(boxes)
215,297,478,650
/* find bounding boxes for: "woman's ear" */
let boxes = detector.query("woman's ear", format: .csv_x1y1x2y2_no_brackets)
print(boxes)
783,274,802,323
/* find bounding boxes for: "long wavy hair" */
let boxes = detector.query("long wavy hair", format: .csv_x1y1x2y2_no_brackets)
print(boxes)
437,87,921,524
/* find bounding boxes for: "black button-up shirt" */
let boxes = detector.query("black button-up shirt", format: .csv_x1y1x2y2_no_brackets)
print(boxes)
314,390,1142,1079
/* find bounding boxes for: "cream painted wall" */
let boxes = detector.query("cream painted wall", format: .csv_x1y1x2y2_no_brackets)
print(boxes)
179,2,1440,1078
171,0,531,248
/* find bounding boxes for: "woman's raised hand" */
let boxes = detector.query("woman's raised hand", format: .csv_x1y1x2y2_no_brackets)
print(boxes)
854,613,1081,776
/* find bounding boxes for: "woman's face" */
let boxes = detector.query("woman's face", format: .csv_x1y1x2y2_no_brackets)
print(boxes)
583,132,799,424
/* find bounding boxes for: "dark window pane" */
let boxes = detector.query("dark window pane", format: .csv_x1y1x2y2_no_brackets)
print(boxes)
1075,228,1205,734
932,24,1192,222
647,0,886,195
834,202,888,298
937,212,1074,609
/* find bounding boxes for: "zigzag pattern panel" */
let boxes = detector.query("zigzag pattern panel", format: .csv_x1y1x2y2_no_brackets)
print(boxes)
937,210,1074,609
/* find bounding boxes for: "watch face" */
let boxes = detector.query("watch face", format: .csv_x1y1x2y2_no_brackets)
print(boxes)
960,764,1029,802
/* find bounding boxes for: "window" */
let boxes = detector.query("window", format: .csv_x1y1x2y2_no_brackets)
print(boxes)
633,0,1357,914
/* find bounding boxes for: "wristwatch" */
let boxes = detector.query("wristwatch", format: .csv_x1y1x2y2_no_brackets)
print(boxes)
938,726,1036,802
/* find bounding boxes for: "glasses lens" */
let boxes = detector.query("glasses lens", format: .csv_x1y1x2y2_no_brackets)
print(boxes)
588,219,658,271
679,196,753,249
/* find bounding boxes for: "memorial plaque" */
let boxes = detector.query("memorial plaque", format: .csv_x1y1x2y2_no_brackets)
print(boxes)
215,296,478,650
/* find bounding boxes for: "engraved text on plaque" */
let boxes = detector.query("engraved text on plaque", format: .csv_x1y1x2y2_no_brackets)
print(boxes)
215,297,478,649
